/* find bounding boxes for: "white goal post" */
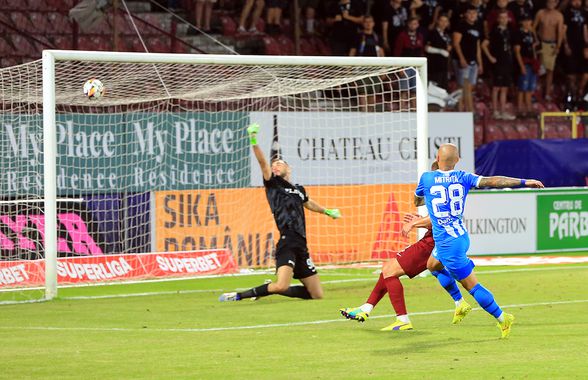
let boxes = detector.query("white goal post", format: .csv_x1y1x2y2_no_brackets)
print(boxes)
27,51,430,301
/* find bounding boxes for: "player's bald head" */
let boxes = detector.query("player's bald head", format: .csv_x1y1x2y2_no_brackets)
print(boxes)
436,144,460,169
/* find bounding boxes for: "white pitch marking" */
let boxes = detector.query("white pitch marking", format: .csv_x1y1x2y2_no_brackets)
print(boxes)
0,299,587,333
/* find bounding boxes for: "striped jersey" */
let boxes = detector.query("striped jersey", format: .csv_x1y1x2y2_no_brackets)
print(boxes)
415,170,482,244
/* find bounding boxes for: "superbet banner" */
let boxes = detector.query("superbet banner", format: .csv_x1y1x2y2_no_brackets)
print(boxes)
154,184,417,267
0,250,238,288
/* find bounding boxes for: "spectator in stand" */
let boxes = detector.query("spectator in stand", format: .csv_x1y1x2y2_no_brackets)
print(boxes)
299,0,321,35
453,5,483,112
451,0,486,33
266,0,287,35
508,0,534,24
485,0,516,36
563,0,588,105
413,0,442,31
382,0,409,55
237,0,265,33
534,0,565,101
327,0,367,55
482,10,516,119
514,14,539,117
195,0,216,33
394,16,425,56
426,14,452,89
350,15,385,111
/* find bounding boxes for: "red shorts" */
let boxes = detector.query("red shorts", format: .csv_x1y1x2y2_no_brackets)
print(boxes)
396,230,435,278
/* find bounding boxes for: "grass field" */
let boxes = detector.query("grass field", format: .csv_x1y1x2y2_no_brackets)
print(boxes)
1,263,587,379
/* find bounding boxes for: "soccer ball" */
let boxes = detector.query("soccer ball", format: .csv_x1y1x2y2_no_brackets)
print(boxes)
83,79,104,100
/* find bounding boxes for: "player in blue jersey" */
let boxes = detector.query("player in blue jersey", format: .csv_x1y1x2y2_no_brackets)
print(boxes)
415,144,544,338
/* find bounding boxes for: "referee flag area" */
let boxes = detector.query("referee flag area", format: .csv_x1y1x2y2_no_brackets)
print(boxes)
0,261,587,379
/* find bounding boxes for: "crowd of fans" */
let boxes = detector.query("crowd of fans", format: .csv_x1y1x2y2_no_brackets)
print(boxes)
188,0,588,118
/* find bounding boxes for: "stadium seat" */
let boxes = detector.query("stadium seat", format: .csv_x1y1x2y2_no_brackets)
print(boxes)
8,34,36,57
45,0,73,11
148,37,170,53
514,123,532,139
140,13,171,33
52,34,73,49
531,101,546,114
474,122,484,146
77,35,111,51
0,56,19,67
262,36,281,55
9,12,33,31
82,16,112,35
544,102,560,112
28,12,51,34
542,124,559,139
3,0,29,10
0,36,13,55
556,123,572,138
474,101,489,122
300,38,319,56
276,35,295,55
220,15,237,36
485,121,505,143
525,119,540,138
47,12,72,34
499,121,520,140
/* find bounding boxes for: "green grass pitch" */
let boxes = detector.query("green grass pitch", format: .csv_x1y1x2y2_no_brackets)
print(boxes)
0,264,587,379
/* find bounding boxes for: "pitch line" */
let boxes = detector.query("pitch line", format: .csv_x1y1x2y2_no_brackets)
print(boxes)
1,299,587,334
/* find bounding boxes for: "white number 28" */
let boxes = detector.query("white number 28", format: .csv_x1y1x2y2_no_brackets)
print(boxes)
430,184,465,218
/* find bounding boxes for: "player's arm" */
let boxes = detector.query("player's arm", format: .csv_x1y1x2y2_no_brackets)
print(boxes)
247,123,271,181
414,194,425,207
478,176,544,188
402,214,431,237
304,198,341,219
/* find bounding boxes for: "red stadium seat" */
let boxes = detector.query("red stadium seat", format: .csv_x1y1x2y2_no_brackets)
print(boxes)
1,56,20,67
514,123,532,139
77,35,111,51
45,0,73,11
220,15,237,36
542,124,559,139
52,34,73,49
556,123,572,138
0,36,13,55
9,12,33,31
474,122,484,146
28,12,51,34
300,38,319,56
276,35,295,55
262,36,281,55
46,12,72,34
485,121,505,143
4,0,29,10
140,13,171,33
499,121,520,140
544,102,560,112
8,34,36,56
148,37,169,53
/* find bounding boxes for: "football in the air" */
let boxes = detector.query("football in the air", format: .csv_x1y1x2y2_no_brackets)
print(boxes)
83,78,104,99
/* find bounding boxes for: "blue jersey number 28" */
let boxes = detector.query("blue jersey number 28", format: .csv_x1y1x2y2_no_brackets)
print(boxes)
430,184,465,218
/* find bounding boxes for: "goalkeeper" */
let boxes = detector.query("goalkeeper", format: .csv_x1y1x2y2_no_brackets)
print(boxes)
219,123,341,302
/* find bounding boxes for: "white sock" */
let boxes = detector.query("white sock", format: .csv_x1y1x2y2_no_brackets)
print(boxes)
455,298,463,307
397,314,410,323
497,312,505,323
360,303,373,313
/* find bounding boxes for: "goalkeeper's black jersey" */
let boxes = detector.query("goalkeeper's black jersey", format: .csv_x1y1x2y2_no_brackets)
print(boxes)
264,175,308,239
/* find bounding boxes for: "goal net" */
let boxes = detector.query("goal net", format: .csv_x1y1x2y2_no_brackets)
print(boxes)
0,52,427,303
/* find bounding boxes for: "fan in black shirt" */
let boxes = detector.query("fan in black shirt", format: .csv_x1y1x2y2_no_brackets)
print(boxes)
562,0,588,99
219,123,341,302
426,14,452,89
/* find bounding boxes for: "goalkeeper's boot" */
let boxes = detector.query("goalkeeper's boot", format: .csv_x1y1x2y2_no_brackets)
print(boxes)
339,307,369,322
452,300,472,324
380,319,414,331
219,292,241,302
496,313,515,339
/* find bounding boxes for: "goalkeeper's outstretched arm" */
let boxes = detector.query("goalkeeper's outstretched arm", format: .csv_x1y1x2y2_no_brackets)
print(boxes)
247,123,271,181
304,199,341,219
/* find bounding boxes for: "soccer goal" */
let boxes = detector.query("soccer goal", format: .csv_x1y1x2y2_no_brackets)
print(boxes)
0,51,428,303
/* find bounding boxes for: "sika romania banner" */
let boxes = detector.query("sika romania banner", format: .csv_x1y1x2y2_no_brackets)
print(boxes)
0,250,237,288
154,184,416,267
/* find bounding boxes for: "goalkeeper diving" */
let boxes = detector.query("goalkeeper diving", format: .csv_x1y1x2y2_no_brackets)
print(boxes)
219,123,341,302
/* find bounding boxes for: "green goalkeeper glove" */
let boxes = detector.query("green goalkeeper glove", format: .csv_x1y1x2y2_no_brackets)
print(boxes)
247,123,260,145
324,208,341,219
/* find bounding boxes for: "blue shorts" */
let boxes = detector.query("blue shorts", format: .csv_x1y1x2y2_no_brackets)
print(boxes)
433,235,475,281
517,64,537,92
453,61,478,86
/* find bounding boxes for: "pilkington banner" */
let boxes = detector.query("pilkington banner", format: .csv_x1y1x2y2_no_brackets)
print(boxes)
537,193,588,251
0,112,249,196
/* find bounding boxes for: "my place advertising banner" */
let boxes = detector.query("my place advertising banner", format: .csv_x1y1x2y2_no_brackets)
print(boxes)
0,250,238,288
154,184,417,267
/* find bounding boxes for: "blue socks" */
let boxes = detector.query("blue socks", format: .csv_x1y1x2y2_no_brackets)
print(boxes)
432,269,462,302
469,283,503,318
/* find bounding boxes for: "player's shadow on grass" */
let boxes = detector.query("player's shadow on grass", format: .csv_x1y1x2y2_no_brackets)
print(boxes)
371,336,497,355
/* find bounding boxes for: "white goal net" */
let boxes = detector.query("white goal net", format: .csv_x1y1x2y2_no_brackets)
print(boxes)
0,52,427,303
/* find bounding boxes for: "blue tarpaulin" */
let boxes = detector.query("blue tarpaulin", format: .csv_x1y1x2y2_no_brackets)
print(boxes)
475,139,588,187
